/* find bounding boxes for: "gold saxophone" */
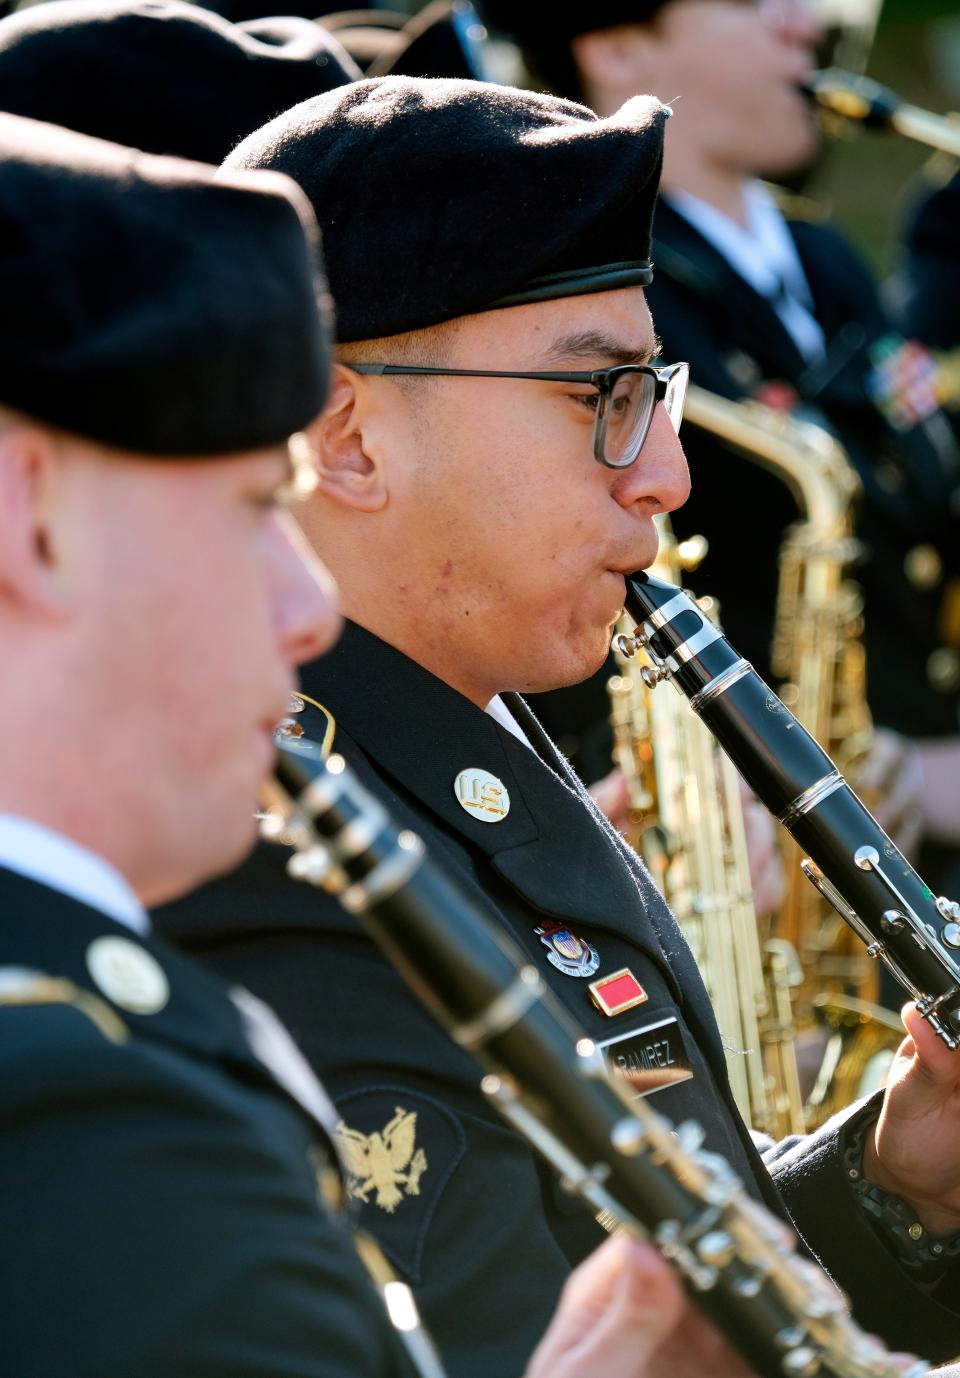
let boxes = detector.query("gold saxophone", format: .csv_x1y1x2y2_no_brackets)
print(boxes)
610,515,805,1138
681,384,903,1120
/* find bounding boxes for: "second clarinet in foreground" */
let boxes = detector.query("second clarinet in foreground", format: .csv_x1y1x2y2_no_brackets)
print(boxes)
269,739,923,1378
620,571,960,1049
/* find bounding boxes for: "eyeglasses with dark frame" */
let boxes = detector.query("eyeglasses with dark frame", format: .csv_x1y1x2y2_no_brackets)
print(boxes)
348,361,689,469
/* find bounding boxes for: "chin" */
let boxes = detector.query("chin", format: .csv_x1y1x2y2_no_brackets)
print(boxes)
555,631,616,691
757,119,819,178
218,805,262,872
181,805,262,899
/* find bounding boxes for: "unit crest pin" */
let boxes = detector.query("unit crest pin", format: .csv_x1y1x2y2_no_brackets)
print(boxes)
534,921,600,977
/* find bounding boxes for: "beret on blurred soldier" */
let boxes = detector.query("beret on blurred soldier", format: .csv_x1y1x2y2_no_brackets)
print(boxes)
478,0,670,46
226,75,669,341
0,0,360,163
0,113,332,455
478,1,670,100
323,1,491,80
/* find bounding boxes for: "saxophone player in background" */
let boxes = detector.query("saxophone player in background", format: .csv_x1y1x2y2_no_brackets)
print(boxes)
485,0,960,898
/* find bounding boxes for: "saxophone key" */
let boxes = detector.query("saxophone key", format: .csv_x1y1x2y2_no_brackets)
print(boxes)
779,1345,819,1378
695,1229,736,1267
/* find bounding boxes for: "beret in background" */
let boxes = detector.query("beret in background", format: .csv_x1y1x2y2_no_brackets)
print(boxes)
0,112,332,454
478,0,672,48
324,1,491,81
0,0,360,163
227,75,668,341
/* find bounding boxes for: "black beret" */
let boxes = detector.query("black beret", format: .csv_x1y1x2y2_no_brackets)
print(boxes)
226,75,668,341
479,1,671,48
0,113,332,455
0,0,360,164
325,2,491,80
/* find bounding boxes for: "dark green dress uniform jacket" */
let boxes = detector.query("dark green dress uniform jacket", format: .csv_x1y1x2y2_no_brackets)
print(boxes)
156,624,960,1376
0,864,410,1378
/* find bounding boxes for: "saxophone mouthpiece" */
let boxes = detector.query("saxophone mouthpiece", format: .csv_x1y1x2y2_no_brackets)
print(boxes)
803,68,899,130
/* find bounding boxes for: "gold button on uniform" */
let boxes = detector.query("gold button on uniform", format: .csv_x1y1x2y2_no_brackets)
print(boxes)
904,544,943,591
927,648,960,694
86,936,170,1015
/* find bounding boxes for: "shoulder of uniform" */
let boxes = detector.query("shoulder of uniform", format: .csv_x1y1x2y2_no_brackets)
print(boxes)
0,966,129,1044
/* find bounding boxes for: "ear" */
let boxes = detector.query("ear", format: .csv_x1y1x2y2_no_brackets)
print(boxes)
571,26,655,97
305,364,388,514
0,420,71,619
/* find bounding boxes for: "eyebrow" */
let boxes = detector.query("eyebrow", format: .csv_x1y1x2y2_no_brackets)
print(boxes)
540,330,663,369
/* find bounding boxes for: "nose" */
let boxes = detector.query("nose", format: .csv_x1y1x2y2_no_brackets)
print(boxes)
266,510,342,668
611,402,691,516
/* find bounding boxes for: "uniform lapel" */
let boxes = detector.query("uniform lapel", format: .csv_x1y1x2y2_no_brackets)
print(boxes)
0,866,339,1139
299,624,677,977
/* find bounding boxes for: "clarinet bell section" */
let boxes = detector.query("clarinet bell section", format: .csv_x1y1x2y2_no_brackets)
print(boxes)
263,736,925,1378
620,572,960,1051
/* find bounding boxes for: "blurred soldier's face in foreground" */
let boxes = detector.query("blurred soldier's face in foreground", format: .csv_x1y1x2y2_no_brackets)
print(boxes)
0,415,340,904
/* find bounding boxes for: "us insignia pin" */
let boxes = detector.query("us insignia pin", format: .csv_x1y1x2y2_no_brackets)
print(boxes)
86,936,169,1015
454,767,510,823
588,967,649,1017
535,921,600,977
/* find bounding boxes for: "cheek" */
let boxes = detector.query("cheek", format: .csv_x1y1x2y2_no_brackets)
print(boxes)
408,392,610,606
133,558,269,756
408,400,541,534
673,21,768,114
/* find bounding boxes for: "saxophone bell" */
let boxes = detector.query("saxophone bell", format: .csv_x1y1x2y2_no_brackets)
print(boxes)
680,383,889,1122
609,519,805,1138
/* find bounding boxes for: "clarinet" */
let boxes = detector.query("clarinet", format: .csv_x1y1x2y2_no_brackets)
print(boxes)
267,737,925,1378
620,570,960,1050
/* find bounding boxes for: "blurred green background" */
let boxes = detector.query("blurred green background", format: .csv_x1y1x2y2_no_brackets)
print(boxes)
812,0,960,275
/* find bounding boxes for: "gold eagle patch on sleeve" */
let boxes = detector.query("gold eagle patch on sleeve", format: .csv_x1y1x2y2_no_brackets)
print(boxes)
336,1107,428,1214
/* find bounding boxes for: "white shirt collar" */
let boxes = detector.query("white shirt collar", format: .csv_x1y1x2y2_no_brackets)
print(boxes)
485,694,535,750
0,813,148,934
666,181,825,362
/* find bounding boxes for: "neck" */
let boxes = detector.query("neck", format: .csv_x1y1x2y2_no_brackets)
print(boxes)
0,780,125,881
661,145,751,227
0,695,145,903
341,582,497,711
